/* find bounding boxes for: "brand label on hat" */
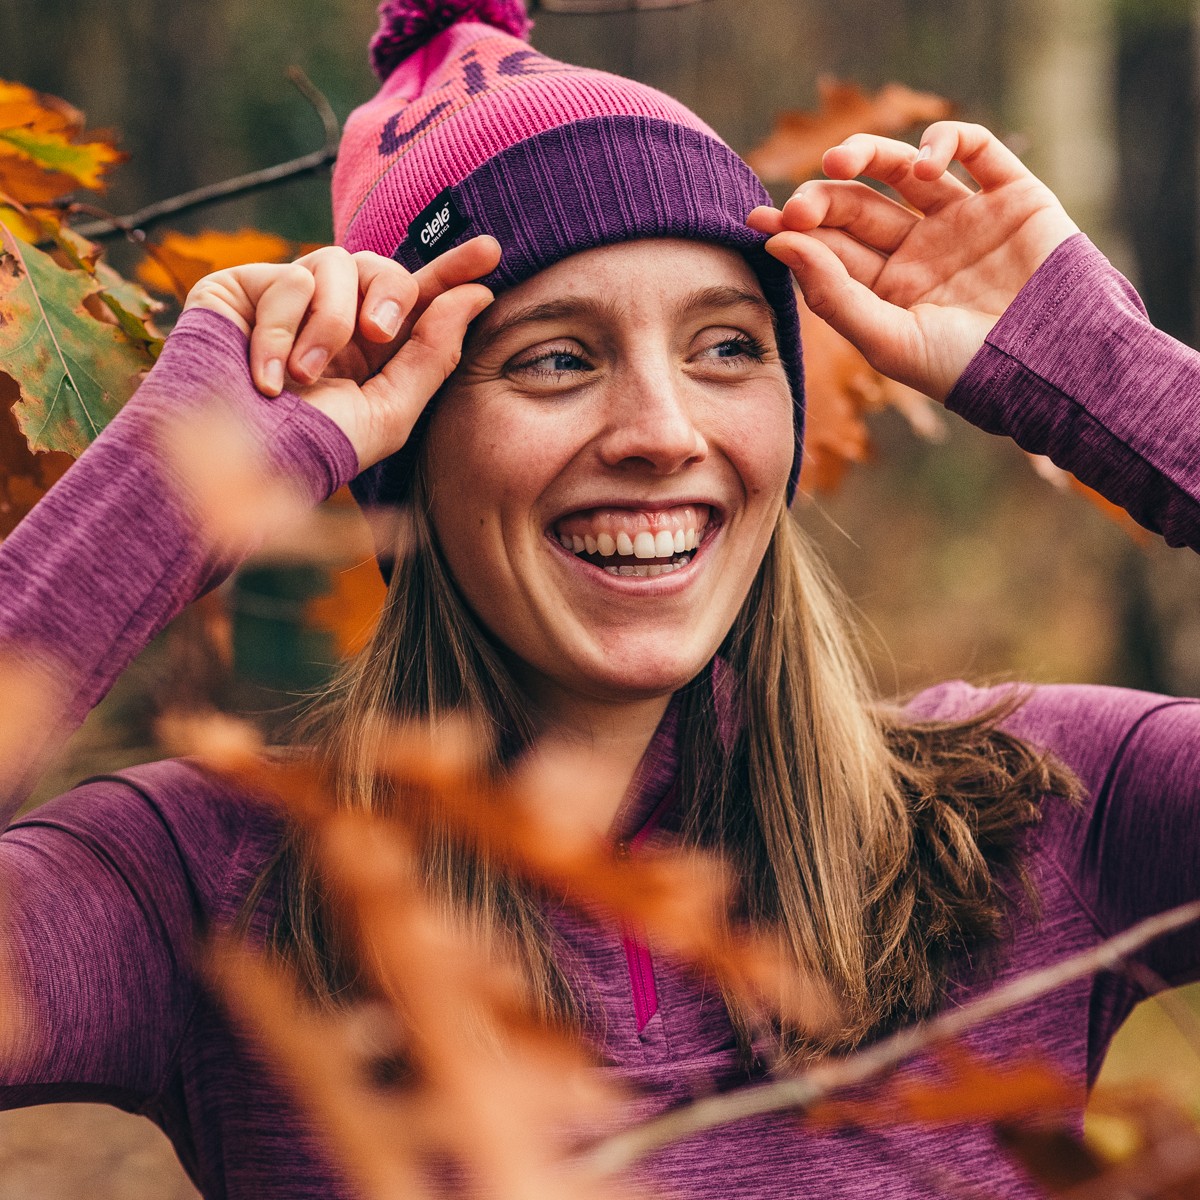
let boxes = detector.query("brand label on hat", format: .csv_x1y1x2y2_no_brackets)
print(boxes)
403,188,471,265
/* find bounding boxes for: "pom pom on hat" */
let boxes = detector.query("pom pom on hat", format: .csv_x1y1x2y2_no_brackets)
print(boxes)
370,0,533,79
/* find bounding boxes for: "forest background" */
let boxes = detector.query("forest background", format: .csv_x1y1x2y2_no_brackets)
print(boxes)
2,0,1200,1195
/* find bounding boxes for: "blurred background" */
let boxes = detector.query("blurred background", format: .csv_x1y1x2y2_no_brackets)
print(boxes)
2,0,1200,1195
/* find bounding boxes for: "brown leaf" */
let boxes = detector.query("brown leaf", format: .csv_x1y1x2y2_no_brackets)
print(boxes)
305,548,388,659
807,1046,1080,1128
208,937,431,1200
797,290,944,495
746,77,953,185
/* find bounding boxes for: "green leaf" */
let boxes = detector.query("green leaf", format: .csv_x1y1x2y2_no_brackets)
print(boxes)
0,224,153,456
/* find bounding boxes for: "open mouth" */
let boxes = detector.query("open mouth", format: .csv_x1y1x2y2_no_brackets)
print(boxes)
550,505,713,578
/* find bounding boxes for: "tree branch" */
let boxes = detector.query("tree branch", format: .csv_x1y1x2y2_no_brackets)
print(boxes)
578,897,1200,1181
69,67,340,243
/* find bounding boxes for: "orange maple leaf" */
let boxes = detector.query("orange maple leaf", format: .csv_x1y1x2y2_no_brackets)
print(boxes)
136,228,302,301
0,80,125,204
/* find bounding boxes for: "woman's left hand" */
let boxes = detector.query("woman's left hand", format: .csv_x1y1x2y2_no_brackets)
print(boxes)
747,121,1080,401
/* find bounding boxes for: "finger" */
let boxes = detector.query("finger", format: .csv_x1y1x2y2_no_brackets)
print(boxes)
286,249,361,385
245,265,317,396
361,284,494,462
353,251,420,342
780,180,919,255
768,228,888,292
822,133,973,216
765,231,915,379
397,236,502,338
746,205,786,236
914,121,1033,190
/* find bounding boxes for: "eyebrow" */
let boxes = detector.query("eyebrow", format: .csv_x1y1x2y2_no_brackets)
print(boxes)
470,284,778,352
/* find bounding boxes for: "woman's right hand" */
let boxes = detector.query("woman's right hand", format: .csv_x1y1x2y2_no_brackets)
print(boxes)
182,236,502,470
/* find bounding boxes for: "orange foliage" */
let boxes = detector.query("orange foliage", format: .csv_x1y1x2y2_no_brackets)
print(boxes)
137,228,321,301
746,77,953,185
0,80,125,205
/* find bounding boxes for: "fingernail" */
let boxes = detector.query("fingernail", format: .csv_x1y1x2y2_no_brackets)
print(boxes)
373,300,402,338
299,347,328,379
263,359,284,394
915,145,932,162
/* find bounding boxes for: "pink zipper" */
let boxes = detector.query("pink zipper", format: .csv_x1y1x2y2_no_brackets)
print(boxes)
616,785,676,1033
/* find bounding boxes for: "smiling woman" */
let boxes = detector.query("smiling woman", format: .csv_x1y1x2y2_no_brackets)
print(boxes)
3,1,1200,1198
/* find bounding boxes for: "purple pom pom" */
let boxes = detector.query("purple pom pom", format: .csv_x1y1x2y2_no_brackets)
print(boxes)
370,0,532,79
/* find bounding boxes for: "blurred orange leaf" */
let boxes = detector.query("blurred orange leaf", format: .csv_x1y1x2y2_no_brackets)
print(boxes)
137,228,302,300
306,552,387,659
808,1046,1079,1128
746,77,953,185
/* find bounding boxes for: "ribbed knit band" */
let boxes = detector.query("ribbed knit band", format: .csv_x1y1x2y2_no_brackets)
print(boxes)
347,115,805,512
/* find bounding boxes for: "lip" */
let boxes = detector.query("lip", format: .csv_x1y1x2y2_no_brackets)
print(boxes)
545,497,725,528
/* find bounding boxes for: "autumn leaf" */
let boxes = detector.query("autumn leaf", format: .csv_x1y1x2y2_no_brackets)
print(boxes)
807,1046,1080,1128
746,77,953,185
0,80,125,204
306,556,388,659
137,228,302,301
797,288,944,494
0,226,154,456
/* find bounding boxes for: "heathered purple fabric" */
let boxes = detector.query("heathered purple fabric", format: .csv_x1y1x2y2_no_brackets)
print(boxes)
1,236,1199,1198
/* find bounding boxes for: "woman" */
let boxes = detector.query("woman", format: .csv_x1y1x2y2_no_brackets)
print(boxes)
0,2,1198,1197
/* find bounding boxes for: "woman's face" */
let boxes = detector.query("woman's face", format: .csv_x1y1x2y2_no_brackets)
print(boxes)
424,238,794,713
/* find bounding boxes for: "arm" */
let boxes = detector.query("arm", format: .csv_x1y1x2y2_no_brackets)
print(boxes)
0,310,358,819
945,234,1200,549
0,238,500,819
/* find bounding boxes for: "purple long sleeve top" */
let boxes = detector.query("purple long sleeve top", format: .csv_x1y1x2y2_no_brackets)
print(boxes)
1,235,1199,1199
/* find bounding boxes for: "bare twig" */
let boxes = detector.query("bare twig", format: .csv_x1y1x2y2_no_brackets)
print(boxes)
69,67,340,242
578,898,1200,1181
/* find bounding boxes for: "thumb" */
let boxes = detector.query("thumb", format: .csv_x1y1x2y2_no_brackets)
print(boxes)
767,231,917,384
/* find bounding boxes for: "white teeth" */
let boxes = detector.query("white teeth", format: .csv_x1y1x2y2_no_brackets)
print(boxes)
616,532,634,557
603,556,690,579
597,532,616,557
559,533,573,550
584,534,598,555
572,535,585,553
633,531,656,560
673,529,686,554
685,528,697,551
654,530,675,557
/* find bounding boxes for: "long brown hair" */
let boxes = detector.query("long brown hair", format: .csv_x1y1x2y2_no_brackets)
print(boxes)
248,462,1079,1063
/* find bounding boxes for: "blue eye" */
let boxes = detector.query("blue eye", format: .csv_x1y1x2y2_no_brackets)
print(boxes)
514,348,591,378
707,335,767,362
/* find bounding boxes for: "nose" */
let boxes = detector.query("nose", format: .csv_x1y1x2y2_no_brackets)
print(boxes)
595,359,709,476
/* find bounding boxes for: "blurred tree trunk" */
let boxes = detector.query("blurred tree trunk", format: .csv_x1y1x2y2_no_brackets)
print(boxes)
1115,0,1197,343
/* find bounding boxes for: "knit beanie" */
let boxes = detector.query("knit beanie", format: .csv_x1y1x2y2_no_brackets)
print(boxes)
332,0,806,510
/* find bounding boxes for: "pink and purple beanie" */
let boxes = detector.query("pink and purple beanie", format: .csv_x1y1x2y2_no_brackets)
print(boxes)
332,0,806,508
